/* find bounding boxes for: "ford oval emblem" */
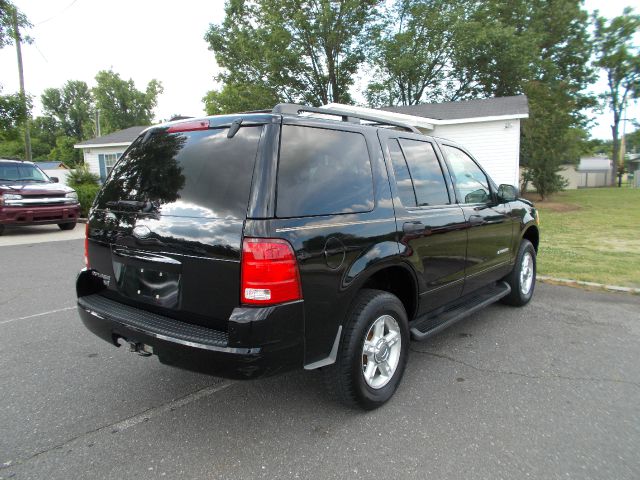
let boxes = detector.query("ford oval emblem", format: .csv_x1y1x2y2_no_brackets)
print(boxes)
133,225,151,239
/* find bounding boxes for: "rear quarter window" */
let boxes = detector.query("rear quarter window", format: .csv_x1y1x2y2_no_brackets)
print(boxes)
276,125,374,218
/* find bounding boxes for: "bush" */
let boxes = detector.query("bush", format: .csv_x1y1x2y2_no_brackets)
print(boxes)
74,183,100,217
67,163,99,188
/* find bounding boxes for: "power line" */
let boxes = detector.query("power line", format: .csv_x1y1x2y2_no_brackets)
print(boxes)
35,0,80,26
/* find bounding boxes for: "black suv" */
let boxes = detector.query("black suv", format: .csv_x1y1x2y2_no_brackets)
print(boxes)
77,105,539,409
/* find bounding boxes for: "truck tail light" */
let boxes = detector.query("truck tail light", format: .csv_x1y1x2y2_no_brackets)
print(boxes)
84,223,89,268
241,238,301,305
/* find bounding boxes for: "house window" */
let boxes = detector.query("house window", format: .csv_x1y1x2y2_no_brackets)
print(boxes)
104,153,122,175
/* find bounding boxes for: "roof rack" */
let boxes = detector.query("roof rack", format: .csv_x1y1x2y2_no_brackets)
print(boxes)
272,103,421,134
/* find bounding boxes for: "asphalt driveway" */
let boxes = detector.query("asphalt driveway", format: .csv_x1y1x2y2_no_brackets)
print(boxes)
0,238,638,479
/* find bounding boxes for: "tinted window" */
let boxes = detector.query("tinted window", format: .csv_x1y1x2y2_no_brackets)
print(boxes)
95,126,262,219
442,145,491,204
388,140,417,207
399,139,449,206
276,125,374,217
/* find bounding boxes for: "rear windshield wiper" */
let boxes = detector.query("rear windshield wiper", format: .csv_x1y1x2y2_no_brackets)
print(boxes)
106,200,146,211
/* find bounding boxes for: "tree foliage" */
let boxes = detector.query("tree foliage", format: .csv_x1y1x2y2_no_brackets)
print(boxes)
0,0,31,49
203,82,279,115
205,0,380,111
41,80,94,140
593,8,640,185
92,70,163,134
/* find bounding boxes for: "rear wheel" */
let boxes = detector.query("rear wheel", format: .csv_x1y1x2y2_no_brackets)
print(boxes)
58,222,76,231
324,289,409,410
0,224,4,236
501,239,536,306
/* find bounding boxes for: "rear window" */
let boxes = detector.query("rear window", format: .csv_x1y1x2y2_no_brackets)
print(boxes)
276,125,374,218
95,126,262,219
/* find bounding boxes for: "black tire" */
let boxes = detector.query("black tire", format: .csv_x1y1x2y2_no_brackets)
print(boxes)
324,289,409,410
58,222,77,231
501,239,536,306
0,224,4,236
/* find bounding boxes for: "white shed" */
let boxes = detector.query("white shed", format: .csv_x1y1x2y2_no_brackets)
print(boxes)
324,95,529,187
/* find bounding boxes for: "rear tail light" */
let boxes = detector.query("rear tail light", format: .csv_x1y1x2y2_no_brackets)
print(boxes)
241,238,302,305
84,223,89,268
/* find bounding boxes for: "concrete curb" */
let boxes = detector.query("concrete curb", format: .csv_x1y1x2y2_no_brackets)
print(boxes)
537,275,640,295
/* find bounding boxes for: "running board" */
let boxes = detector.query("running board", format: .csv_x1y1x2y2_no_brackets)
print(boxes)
410,282,511,341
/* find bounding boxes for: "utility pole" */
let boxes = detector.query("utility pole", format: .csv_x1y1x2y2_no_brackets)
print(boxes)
12,7,32,161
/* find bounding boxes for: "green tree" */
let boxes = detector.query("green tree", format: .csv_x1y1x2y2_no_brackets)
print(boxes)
203,83,279,115
92,70,163,134
518,1,595,198
41,80,94,140
366,0,473,106
593,8,640,186
0,0,31,48
0,88,29,131
205,0,380,111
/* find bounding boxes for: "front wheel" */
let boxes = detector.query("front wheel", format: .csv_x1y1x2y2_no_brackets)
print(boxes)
324,289,409,410
58,222,77,231
501,239,536,306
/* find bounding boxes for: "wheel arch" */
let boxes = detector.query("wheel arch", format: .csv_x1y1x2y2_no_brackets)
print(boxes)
521,224,539,252
357,262,419,322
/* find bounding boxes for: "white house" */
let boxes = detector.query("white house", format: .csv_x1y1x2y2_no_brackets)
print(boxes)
74,126,147,182
74,96,529,188
324,95,529,187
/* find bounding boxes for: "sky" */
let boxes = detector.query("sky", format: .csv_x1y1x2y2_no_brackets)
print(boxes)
0,0,637,140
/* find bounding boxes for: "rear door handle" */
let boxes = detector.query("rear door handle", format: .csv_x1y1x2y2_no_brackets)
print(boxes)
403,221,427,234
468,215,484,226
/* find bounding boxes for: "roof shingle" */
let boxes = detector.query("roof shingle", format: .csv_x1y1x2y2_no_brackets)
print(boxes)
380,95,528,120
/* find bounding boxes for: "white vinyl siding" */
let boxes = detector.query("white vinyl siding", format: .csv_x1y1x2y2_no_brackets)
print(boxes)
431,119,521,187
82,147,127,182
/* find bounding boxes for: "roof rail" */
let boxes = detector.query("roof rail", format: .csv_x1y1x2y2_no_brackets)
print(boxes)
272,103,422,134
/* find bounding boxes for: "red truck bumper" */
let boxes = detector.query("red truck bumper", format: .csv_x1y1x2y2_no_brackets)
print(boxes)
0,204,81,226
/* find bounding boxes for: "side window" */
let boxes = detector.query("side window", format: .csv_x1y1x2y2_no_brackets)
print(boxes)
442,145,491,204
388,139,417,207
276,125,374,217
399,139,450,206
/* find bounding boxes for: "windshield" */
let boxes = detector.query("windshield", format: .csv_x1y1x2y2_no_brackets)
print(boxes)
0,163,50,183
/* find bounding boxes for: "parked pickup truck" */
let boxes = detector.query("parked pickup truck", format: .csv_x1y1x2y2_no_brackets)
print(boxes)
77,105,539,409
0,159,80,235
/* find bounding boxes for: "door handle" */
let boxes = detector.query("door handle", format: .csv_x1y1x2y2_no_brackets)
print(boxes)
403,221,427,234
468,215,484,226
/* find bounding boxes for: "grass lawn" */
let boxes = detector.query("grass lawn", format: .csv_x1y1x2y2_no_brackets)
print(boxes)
529,187,640,289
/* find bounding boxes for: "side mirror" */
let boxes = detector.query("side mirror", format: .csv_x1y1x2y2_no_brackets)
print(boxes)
50,176,59,183
497,184,518,203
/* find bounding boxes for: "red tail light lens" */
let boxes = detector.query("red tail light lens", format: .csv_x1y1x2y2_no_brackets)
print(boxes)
166,119,210,133
241,238,302,305
84,223,89,268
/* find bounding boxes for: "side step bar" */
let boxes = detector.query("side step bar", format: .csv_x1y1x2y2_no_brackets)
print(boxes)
410,282,511,341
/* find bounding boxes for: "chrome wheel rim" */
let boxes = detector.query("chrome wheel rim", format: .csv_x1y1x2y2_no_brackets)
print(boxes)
520,252,534,295
362,315,401,389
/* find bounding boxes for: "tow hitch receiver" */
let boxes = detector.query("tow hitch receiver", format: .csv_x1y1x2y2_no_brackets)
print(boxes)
116,336,153,356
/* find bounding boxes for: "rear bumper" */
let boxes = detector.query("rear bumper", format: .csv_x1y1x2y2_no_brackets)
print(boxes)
76,271,304,379
0,204,80,226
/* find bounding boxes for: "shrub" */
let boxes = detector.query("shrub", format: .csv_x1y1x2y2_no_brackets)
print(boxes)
67,163,99,188
74,183,100,217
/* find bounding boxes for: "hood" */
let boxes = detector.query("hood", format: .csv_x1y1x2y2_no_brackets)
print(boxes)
0,181,75,195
